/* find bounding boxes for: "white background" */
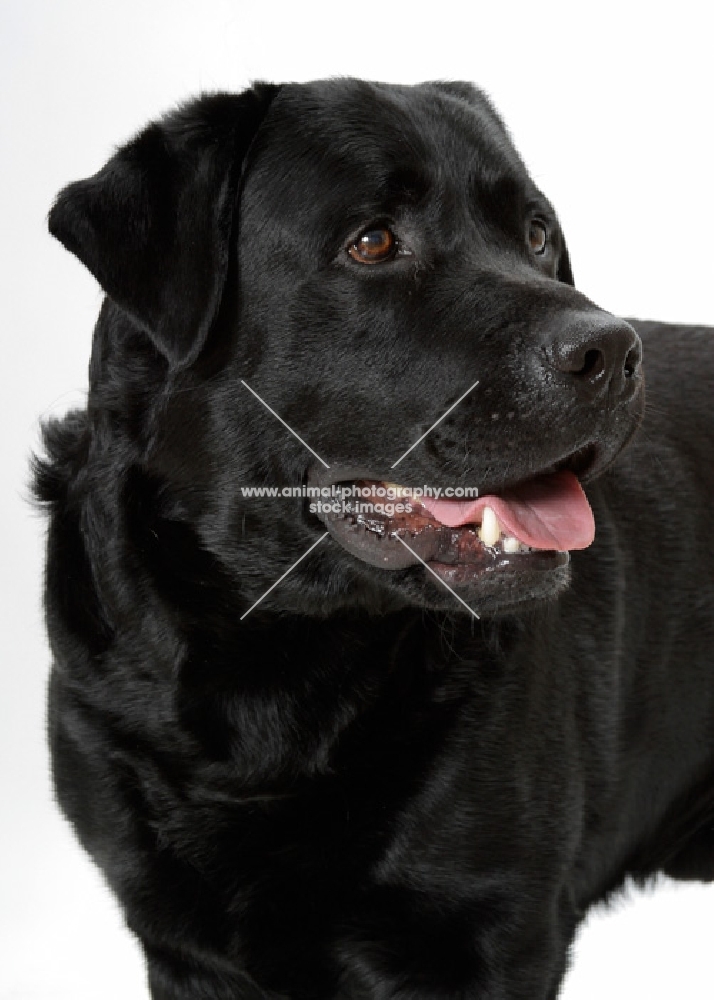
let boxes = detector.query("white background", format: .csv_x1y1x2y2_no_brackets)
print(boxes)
1,1,713,998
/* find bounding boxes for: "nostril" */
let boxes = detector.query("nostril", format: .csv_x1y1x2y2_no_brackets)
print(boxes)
576,349,605,381
624,347,640,379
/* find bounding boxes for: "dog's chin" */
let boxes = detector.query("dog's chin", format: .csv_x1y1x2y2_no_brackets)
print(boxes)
386,557,573,616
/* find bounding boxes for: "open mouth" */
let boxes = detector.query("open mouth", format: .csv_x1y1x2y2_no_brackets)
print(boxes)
310,448,598,589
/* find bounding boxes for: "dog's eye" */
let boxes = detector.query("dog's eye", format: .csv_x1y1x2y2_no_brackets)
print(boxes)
528,220,548,255
348,227,397,264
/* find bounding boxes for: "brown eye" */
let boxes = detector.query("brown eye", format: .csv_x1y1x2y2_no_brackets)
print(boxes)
528,220,548,255
348,227,397,264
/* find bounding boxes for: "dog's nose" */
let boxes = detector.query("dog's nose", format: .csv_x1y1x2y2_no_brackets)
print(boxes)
545,316,642,401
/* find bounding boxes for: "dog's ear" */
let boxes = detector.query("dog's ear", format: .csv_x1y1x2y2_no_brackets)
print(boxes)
48,85,279,369
557,236,575,286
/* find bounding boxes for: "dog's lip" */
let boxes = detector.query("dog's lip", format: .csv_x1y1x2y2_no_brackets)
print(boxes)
306,442,600,496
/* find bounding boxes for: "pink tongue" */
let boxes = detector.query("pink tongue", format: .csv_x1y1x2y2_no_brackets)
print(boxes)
419,470,595,550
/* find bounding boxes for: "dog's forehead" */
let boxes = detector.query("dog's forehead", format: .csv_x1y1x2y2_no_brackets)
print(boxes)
244,79,530,211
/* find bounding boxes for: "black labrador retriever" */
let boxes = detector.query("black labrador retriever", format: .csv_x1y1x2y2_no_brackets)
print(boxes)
36,79,714,999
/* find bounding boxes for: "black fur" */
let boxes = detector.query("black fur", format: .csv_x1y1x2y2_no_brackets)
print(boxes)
36,79,714,999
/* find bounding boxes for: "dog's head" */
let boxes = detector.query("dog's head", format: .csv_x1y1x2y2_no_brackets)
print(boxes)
49,80,644,618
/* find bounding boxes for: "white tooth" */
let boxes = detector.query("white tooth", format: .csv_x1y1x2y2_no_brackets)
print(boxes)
503,536,520,553
479,506,501,547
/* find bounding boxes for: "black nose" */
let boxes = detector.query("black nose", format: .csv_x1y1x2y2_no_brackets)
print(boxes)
544,314,642,401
